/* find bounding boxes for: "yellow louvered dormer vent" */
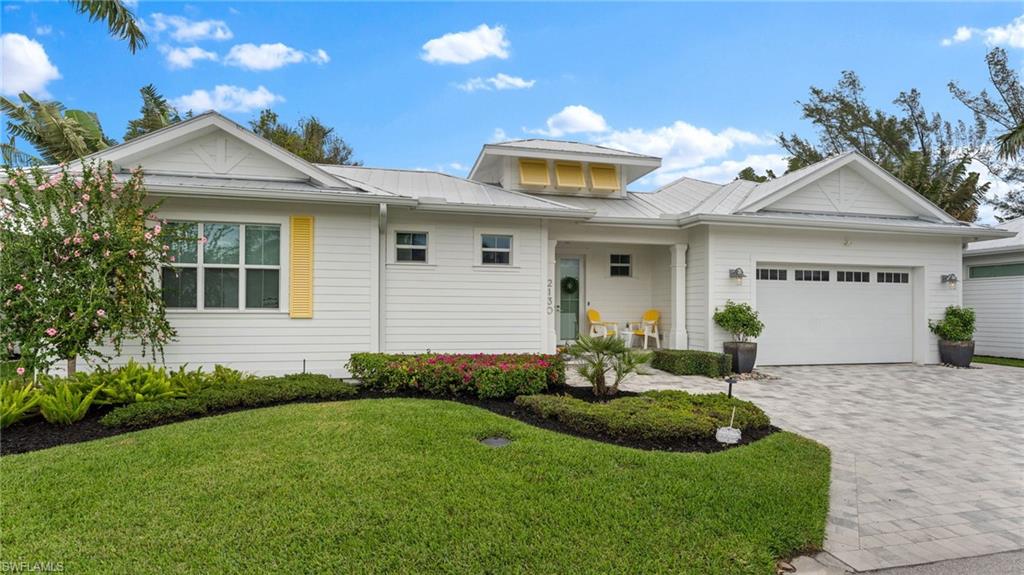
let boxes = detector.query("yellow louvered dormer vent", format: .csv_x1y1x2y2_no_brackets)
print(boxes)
555,162,585,189
590,164,620,191
518,159,550,187
289,215,314,319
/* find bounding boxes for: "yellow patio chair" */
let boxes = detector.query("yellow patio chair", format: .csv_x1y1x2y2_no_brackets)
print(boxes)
586,308,618,338
632,309,661,349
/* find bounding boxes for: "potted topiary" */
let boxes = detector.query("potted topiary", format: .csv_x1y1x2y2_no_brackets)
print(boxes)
713,300,765,374
929,306,976,367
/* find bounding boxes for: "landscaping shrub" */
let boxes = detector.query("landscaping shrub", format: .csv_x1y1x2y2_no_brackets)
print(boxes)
100,373,357,428
37,380,103,425
929,305,976,342
713,300,764,342
514,390,770,443
1,381,40,428
567,336,650,396
347,353,565,399
651,349,732,378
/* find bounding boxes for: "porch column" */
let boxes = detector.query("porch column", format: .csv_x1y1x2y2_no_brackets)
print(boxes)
669,243,688,349
545,239,559,352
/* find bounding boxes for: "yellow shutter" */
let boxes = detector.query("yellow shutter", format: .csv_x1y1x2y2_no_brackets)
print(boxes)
590,164,620,191
289,215,314,319
518,159,550,187
555,162,585,188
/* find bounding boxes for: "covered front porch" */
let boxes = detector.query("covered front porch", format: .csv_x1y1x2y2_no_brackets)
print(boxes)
544,237,689,351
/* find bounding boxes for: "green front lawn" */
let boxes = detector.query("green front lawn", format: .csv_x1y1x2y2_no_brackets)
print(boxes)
974,355,1024,368
1,399,830,574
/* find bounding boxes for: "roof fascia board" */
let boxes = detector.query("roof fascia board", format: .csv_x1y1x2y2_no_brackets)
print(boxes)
407,203,595,220
479,144,661,167
963,245,1024,257
147,185,416,206
684,213,1013,239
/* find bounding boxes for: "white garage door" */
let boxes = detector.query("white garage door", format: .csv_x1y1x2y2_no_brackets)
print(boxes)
756,265,913,365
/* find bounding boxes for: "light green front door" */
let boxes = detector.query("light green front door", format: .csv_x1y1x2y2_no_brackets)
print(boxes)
558,257,582,341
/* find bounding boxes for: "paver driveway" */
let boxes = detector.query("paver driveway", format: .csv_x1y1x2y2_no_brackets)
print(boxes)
602,363,1024,572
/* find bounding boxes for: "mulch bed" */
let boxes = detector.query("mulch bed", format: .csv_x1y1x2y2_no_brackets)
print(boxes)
1,384,776,456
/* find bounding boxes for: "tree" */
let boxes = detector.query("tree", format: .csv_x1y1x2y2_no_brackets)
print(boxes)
0,162,179,375
949,48,1024,221
124,85,186,141
69,0,147,53
1,92,114,166
567,336,650,397
249,110,361,165
736,166,777,183
779,71,987,221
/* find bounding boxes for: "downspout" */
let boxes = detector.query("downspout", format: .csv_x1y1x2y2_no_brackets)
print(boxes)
378,203,387,352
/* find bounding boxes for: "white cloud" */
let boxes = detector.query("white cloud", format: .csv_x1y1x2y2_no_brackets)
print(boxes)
0,33,61,97
457,73,535,92
35,25,53,36
491,128,508,142
224,43,329,71
160,45,217,69
653,154,789,187
421,24,509,64
145,13,233,42
941,14,1024,48
172,85,283,113
529,105,608,137
596,121,774,172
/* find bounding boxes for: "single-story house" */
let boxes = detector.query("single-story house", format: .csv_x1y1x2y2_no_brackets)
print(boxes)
964,217,1023,359
66,112,1010,376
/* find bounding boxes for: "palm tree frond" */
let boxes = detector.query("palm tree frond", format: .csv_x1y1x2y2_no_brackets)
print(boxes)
69,0,147,53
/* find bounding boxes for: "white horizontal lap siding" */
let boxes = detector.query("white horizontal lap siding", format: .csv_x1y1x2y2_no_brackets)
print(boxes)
707,226,962,364
685,226,708,350
384,212,543,354
563,243,662,333
650,247,673,342
963,253,1024,359
97,198,375,377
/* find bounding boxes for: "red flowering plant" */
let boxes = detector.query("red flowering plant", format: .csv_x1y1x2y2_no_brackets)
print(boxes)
1,161,185,375
347,352,565,399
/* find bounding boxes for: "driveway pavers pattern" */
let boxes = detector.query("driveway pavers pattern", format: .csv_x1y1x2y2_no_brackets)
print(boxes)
572,363,1024,571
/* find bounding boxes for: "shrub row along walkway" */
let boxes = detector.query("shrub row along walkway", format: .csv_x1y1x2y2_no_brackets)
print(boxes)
575,364,1024,572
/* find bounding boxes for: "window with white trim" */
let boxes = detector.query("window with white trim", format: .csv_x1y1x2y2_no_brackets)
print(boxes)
795,269,830,282
610,254,632,277
756,268,787,281
481,234,512,265
162,222,281,310
837,271,870,283
395,232,428,262
877,272,909,284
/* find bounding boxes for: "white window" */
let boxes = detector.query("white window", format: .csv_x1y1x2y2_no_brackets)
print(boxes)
162,222,281,310
756,268,787,281
481,234,512,265
795,269,829,282
837,271,870,283
610,254,631,277
877,272,909,284
395,232,428,263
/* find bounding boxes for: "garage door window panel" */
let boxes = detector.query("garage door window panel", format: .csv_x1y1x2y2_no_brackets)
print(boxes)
877,272,909,284
756,268,787,281
838,271,870,283
795,269,829,282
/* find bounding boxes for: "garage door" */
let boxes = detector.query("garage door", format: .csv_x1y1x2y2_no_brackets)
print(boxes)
755,265,913,365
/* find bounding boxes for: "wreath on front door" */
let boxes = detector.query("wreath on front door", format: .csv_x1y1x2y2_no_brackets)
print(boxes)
561,276,579,295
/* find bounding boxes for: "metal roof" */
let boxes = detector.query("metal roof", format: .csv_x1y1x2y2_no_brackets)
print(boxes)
552,193,667,219
491,139,657,159
965,217,1024,254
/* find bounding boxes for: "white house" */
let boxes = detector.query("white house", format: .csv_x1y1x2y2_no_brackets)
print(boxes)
70,112,1011,375
964,217,1024,359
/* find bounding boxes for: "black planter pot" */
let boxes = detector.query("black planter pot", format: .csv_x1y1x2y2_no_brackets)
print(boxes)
938,340,974,367
723,341,757,374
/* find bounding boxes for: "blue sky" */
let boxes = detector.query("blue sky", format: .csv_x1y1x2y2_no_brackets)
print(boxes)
1,1,1021,219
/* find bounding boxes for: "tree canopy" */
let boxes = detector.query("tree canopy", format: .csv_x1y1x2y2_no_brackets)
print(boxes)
249,110,360,165
1,93,114,166
124,85,187,142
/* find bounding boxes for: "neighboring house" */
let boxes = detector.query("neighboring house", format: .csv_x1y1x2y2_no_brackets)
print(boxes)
964,217,1024,359
64,112,1009,375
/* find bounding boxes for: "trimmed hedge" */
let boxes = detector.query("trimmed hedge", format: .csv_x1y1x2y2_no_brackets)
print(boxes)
100,374,356,428
514,390,770,443
651,349,732,378
347,353,565,399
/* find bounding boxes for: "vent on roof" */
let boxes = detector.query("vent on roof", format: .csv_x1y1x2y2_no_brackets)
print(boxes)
519,159,550,187
555,162,584,188
590,164,619,191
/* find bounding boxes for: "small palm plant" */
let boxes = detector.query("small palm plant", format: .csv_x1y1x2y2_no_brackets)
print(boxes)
568,336,651,397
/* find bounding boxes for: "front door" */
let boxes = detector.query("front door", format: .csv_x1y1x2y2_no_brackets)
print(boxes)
557,257,583,342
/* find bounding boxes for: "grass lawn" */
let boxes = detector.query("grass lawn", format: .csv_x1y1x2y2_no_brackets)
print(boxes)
974,355,1024,368
1,399,830,574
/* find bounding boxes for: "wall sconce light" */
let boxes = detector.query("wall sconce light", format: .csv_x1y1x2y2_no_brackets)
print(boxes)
941,273,959,288
729,267,747,284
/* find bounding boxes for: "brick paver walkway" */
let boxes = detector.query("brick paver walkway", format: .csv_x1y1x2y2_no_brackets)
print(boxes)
570,363,1024,571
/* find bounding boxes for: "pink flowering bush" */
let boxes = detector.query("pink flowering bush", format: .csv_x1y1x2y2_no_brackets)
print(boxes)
0,161,185,374
347,353,565,399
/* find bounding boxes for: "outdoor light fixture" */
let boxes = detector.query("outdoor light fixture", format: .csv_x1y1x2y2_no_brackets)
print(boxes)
729,267,747,284
941,273,959,288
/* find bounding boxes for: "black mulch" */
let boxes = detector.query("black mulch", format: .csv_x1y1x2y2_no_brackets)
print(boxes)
1,383,776,456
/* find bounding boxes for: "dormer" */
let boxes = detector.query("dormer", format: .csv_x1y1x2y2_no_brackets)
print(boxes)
468,139,661,199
